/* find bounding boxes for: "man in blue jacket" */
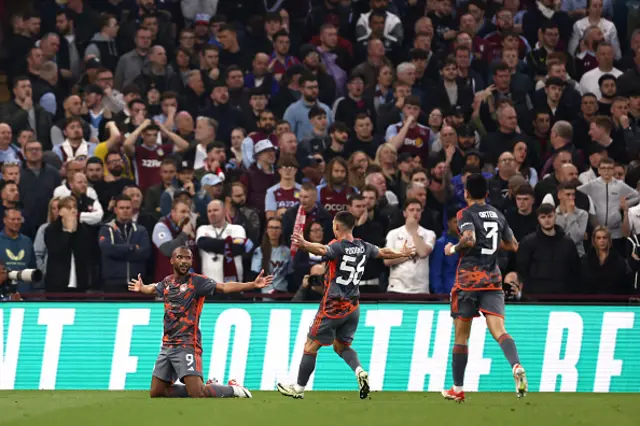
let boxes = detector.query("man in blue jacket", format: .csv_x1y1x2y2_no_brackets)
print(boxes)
429,209,459,294
0,208,36,293
99,194,151,292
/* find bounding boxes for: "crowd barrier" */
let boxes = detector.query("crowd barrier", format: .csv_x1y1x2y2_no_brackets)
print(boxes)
2,301,639,392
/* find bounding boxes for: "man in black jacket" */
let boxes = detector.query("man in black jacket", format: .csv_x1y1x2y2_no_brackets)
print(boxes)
349,193,386,293
19,140,61,232
517,203,580,296
2,77,53,150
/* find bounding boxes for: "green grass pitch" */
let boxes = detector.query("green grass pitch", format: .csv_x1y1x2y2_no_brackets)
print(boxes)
0,391,635,426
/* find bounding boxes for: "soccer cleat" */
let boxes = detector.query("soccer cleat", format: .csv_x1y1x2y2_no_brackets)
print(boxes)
276,383,304,399
513,364,528,398
205,378,219,385
357,370,370,399
442,387,465,403
228,379,252,398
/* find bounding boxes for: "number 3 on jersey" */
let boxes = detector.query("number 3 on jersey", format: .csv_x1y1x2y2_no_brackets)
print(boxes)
481,222,498,255
336,255,366,286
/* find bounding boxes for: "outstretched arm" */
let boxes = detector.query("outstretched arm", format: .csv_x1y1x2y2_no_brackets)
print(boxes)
216,270,273,293
128,274,158,295
291,232,328,256
378,241,416,259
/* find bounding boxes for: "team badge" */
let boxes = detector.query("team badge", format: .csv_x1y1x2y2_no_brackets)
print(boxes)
179,284,188,293
415,137,423,148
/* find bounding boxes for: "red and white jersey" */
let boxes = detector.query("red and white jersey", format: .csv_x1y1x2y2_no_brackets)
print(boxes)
317,183,357,217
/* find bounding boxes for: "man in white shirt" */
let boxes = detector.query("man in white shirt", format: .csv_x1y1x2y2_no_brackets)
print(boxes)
384,198,436,294
579,42,622,99
196,199,250,283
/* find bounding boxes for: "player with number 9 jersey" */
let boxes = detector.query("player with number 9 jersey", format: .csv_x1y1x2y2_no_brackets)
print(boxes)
455,203,512,291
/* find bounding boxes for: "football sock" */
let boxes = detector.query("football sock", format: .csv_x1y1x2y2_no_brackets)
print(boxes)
452,344,468,387
498,334,521,367
204,384,235,398
296,352,317,388
165,384,189,398
339,347,361,372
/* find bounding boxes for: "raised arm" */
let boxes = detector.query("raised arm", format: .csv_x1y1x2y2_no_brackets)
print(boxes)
158,122,190,152
388,115,414,151
128,274,159,295
123,119,151,156
216,270,273,293
291,232,328,256
378,241,415,259
103,121,121,150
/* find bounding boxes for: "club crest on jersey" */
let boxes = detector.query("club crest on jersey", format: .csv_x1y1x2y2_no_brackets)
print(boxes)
179,284,188,293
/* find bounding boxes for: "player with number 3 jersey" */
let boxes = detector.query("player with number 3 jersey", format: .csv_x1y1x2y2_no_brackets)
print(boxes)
442,174,527,403
278,211,415,400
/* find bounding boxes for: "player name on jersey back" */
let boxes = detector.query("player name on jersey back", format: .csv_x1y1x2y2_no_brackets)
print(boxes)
478,211,499,219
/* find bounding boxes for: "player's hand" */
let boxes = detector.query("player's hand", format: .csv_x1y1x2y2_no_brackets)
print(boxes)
444,242,455,256
400,240,416,258
128,274,143,292
252,270,274,289
291,232,306,248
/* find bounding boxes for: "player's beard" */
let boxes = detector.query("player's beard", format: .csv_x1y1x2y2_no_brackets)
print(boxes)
175,264,190,276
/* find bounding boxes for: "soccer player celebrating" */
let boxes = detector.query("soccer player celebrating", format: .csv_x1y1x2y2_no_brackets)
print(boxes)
277,211,415,400
442,174,527,402
128,246,273,398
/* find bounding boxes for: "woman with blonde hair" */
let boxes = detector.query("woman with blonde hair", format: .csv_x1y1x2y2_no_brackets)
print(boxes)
375,143,398,188
348,151,372,190
580,226,631,294
33,197,61,279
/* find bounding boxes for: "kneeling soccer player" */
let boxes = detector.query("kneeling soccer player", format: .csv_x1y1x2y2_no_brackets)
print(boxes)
128,246,273,398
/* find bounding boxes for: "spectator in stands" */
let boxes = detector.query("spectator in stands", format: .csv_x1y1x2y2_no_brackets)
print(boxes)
579,157,640,249
290,220,325,293
19,140,61,231
2,76,52,150
386,97,432,165
348,193,385,293
0,209,36,294
52,117,99,163
429,208,458,294
581,226,632,293
317,157,357,216
152,198,198,282
567,0,621,60
69,171,103,226
517,203,581,295
143,158,177,220
282,182,333,246
284,74,333,141
535,150,573,203
241,110,278,169
99,195,151,291
480,103,530,169
488,151,518,213
159,160,206,216
579,42,622,99
506,184,537,241
251,217,290,293
240,139,279,216
34,197,60,281
85,14,120,72
385,198,435,294
333,74,375,132
115,27,152,90
44,196,93,292
196,200,250,283
224,182,261,246
555,182,589,257
265,155,301,220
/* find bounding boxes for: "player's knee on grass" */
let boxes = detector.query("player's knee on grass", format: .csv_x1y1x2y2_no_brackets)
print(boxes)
150,378,171,398
183,376,206,398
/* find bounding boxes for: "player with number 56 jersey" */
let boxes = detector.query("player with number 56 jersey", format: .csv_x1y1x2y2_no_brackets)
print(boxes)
277,211,416,401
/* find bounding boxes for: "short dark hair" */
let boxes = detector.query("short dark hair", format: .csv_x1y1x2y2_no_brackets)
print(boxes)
100,13,116,29
369,8,387,22
599,157,615,167
465,173,488,200
492,62,510,75
541,20,559,32
265,11,282,23
218,23,236,34
515,183,535,197
64,116,84,129
404,95,421,108
13,76,30,89
329,121,349,134
536,203,555,216
299,73,318,87
348,193,365,205
404,197,423,210
273,30,289,42
557,181,577,192
334,211,356,230
598,73,617,87
113,194,132,206
308,105,326,120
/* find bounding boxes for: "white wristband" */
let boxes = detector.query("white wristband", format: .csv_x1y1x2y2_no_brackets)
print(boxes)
449,245,457,255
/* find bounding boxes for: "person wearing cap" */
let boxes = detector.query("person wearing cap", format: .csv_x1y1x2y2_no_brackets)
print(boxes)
196,199,251,283
283,73,333,141
332,74,376,132
85,13,120,72
114,27,152,90
241,110,278,169
265,155,302,220
240,139,279,215
199,173,223,204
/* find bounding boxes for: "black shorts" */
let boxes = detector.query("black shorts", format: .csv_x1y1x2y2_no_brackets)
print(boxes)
451,289,505,320
308,307,360,346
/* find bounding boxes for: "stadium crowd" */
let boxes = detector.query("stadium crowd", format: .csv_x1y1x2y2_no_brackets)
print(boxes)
0,0,639,301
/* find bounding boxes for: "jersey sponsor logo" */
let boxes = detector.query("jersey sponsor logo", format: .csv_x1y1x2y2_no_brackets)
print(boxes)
141,159,162,168
403,137,424,148
324,203,347,212
5,249,24,261
276,200,297,209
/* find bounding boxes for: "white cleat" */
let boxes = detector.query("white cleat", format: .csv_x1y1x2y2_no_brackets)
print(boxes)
228,379,252,398
513,364,528,398
357,370,370,399
277,383,304,399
